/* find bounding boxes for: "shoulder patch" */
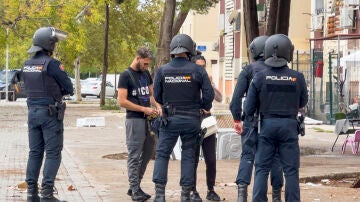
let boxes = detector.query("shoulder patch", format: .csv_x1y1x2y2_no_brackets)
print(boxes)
59,64,65,71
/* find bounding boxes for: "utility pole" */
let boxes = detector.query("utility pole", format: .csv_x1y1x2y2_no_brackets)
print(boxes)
5,27,9,102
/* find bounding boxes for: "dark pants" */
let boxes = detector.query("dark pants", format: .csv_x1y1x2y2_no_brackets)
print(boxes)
253,118,300,202
125,118,155,190
194,133,217,191
153,115,200,187
236,119,283,189
25,107,64,189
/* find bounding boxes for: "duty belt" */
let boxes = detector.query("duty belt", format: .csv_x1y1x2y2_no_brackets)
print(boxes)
172,110,201,118
262,114,297,119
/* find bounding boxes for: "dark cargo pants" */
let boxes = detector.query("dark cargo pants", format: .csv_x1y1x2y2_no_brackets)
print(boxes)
26,106,64,189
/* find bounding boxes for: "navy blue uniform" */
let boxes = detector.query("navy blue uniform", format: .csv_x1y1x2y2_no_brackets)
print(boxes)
245,65,308,202
152,57,214,187
22,51,73,191
230,60,283,190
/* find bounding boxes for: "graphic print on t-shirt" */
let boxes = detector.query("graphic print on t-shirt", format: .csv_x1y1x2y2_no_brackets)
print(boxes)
136,74,150,106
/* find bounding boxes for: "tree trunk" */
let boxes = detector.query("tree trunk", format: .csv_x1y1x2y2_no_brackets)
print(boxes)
276,0,291,35
243,0,259,47
172,9,190,37
154,0,176,74
74,57,82,102
266,0,278,36
243,0,259,62
100,2,110,106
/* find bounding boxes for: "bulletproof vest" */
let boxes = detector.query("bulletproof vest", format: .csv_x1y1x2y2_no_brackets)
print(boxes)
22,55,62,101
246,60,269,89
161,63,201,110
259,67,300,117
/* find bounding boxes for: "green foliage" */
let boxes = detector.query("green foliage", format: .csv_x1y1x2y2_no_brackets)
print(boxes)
180,0,219,14
0,0,161,74
100,98,121,110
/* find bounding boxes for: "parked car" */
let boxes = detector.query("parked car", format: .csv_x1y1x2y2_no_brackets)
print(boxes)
81,80,116,98
0,70,26,101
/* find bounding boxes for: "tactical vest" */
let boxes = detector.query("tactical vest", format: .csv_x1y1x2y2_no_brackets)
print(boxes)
246,60,269,91
22,55,62,101
161,63,201,110
259,67,300,118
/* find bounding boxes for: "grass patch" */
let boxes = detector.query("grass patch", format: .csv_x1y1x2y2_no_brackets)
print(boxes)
311,127,333,133
101,98,121,110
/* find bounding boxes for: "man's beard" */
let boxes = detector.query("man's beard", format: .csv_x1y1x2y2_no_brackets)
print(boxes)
135,62,144,71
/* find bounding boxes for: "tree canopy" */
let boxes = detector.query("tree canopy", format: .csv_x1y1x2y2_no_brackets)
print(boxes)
0,0,162,76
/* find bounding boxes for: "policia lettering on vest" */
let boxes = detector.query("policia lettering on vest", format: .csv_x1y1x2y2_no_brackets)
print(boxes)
230,35,284,202
245,34,308,202
152,34,214,202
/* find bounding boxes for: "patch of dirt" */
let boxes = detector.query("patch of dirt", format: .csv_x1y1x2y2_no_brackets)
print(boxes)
300,172,360,188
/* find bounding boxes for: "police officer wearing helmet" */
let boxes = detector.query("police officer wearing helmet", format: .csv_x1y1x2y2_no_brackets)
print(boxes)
245,34,308,202
22,27,73,201
152,34,214,202
230,35,284,202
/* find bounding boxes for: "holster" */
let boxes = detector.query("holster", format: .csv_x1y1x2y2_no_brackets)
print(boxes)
55,101,66,121
297,114,305,136
48,105,57,117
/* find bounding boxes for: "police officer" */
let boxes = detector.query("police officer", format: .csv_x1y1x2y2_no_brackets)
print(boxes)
230,36,284,202
22,27,73,201
244,34,308,202
152,34,214,202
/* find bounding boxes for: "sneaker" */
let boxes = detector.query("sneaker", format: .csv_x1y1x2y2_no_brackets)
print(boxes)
138,188,151,199
127,188,132,196
128,188,151,199
190,191,202,202
131,189,149,201
206,190,221,201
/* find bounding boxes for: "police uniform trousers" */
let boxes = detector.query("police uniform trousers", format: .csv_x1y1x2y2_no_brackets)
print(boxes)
253,118,300,202
236,117,283,189
26,106,64,189
153,115,200,187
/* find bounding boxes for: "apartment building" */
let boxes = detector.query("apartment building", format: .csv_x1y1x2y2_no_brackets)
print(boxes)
310,0,360,121
181,0,312,103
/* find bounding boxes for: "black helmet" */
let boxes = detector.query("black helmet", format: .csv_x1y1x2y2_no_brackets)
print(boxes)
249,35,268,60
169,34,196,56
264,34,294,68
28,27,67,53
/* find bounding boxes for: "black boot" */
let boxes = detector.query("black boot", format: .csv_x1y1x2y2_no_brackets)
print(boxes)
181,186,192,202
40,186,65,202
154,184,166,202
27,185,40,202
237,184,247,202
190,190,202,202
272,188,282,202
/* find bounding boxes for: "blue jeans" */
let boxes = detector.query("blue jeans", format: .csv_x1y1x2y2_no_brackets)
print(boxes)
236,119,283,190
253,118,300,202
25,106,64,188
152,115,200,187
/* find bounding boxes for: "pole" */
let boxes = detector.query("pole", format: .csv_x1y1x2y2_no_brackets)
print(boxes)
5,28,9,102
329,52,333,124
311,45,315,118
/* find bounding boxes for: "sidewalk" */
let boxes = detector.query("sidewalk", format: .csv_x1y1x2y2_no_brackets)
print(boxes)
0,102,359,201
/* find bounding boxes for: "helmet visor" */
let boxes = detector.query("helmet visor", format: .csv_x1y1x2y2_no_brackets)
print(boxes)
51,27,67,41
